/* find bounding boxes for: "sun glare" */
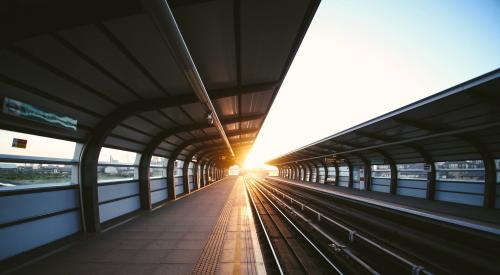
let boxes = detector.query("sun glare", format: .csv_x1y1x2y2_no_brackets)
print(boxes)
243,153,264,169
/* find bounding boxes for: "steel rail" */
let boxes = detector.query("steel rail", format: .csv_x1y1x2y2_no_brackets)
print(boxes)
243,176,284,275
271,177,500,236
247,176,344,274
251,178,374,274
255,177,432,275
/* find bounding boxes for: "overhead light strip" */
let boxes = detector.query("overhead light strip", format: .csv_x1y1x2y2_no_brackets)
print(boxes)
145,0,235,157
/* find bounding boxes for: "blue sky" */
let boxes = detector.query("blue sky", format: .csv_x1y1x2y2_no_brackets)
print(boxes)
244,0,500,167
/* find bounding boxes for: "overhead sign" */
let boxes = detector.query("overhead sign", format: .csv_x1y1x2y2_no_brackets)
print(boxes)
324,157,336,164
424,164,432,172
12,138,27,149
325,157,345,165
371,159,385,165
2,97,77,131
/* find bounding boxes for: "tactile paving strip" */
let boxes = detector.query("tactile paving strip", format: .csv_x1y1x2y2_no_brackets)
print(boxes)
192,185,238,275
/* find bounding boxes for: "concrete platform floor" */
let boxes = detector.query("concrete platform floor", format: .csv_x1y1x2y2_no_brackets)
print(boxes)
12,176,265,275
270,177,500,231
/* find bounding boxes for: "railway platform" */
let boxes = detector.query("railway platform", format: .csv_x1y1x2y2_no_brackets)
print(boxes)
9,177,265,275
268,177,500,234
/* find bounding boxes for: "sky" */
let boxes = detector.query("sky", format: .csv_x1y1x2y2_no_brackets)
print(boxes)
243,0,500,168
0,129,135,164
0,129,76,159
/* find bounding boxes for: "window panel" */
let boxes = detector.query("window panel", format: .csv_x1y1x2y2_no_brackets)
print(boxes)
372,165,391,178
98,147,138,165
97,147,139,183
149,167,166,178
397,163,427,180
0,163,73,186
339,166,349,177
0,130,79,189
0,129,76,160
435,160,484,182
97,165,135,182
150,156,167,167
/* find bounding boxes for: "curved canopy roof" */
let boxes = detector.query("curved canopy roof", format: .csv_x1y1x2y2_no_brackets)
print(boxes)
268,69,500,167
0,0,320,165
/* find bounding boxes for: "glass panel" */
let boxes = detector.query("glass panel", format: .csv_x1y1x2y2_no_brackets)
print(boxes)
353,167,360,181
435,160,484,170
0,163,73,187
0,129,76,159
98,165,135,182
372,164,390,178
339,166,349,177
435,160,484,182
98,147,137,165
496,159,500,184
149,167,166,178
188,162,194,176
150,156,167,167
397,163,427,180
326,166,336,182
175,160,184,177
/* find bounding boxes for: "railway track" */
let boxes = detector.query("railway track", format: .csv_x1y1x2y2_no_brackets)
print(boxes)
244,176,345,275
254,176,500,274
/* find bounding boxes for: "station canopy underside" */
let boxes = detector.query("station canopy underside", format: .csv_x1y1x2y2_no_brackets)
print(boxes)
268,70,500,166
0,0,319,165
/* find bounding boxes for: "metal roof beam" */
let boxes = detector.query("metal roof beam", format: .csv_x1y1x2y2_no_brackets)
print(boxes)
145,0,234,156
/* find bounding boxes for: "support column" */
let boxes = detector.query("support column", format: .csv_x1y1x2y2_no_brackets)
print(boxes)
200,161,207,187
334,164,339,186
322,161,328,184
389,159,398,195
138,152,152,210
204,161,209,185
363,162,372,191
313,162,320,183
301,163,307,181
482,155,497,208
426,162,436,200
211,163,215,182
345,159,353,188
193,161,199,190
306,162,313,182
354,153,371,191
298,163,305,181
80,144,101,232
182,160,191,194
167,159,176,200
205,161,212,184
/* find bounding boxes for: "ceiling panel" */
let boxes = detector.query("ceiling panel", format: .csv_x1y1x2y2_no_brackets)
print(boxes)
214,96,238,116
161,106,192,125
173,0,237,90
0,49,114,115
59,24,165,99
240,0,310,85
16,35,138,104
104,14,191,95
